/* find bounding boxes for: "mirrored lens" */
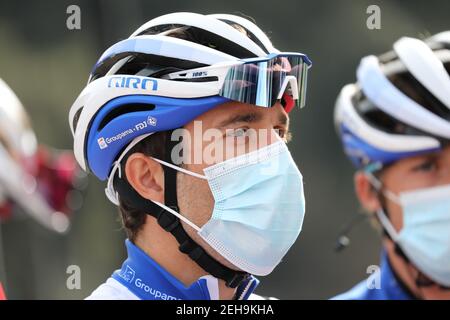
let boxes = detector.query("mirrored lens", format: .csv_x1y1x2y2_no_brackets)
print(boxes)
219,54,309,108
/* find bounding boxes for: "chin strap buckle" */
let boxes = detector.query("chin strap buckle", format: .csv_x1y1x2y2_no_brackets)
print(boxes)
227,273,250,289
157,207,180,232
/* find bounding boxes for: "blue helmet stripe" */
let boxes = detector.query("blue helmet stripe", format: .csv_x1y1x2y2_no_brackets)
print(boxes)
339,124,440,168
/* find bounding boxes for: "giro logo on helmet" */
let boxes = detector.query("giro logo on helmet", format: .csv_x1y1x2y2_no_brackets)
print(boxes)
107,76,158,91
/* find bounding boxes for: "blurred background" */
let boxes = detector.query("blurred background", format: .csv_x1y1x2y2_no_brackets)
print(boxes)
0,0,448,299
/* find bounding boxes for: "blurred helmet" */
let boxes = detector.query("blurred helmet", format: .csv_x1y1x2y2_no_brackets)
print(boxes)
69,12,312,183
0,77,37,220
335,31,450,169
0,78,37,161
0,78,85,233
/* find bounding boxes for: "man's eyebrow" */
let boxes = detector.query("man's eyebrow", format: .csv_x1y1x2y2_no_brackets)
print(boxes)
218,112,262,128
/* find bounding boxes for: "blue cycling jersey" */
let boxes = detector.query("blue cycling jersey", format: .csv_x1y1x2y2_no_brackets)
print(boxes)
333,251,414,300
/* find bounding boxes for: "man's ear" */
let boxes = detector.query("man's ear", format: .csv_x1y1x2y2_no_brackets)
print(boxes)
354,171,381,213
125,153,164,203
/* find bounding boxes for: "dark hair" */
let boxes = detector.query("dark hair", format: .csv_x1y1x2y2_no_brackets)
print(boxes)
118,24,251,241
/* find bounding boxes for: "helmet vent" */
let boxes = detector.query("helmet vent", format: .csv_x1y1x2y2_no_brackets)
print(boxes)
141,24,257,59
216,18,269,54
72,106,84,133
98,103,156,131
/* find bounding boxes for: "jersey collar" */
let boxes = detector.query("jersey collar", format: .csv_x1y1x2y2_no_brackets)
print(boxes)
380,251,415,300
112,239,259,300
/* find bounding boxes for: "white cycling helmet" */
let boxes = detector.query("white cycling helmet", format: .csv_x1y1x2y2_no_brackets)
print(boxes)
335,31,450,169
69,12,311,181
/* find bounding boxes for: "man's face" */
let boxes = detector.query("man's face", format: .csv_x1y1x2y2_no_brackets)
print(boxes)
380,145,450,232
176,101,290,271
357,145,450,299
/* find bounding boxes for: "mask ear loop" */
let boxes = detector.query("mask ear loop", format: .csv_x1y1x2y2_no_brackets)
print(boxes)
364,166,403,244
148,199,201,232
364,169,400,206
375,209,400,242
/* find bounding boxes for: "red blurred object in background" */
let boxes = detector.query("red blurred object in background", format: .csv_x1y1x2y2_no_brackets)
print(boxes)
0,202,12,222
0,144,87,232
0,282,6,300
32,146,82,217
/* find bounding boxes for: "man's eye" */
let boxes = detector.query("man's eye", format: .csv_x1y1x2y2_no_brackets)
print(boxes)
274,127,291,142
276,128,286,138
413,160,437,172
227,127,248,137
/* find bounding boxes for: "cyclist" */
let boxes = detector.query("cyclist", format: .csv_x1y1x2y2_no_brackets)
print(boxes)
69,12,311,300
333,31,450,299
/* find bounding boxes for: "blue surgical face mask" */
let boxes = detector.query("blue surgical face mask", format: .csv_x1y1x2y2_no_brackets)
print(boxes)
151,139,306,276
367,173,450,286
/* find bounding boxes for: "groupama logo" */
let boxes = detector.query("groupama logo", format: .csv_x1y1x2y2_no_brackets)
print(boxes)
108,76,158,90
118,265,136,283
